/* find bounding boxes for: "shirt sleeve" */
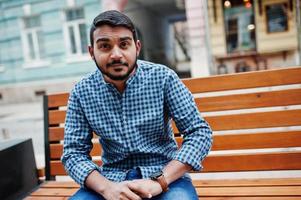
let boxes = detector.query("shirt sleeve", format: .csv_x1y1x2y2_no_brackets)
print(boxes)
61,88,100,187
164,70,213,171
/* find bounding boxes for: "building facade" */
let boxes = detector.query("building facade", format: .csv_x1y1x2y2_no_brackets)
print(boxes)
207,0,301,74
0,0,102,103
0,0,199,104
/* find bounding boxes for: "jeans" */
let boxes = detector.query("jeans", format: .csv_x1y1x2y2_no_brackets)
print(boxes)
70,168,198,200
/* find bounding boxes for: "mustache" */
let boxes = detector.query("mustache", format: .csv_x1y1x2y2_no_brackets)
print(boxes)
106,60,129,67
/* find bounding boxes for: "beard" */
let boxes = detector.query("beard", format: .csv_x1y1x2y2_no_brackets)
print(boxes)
94,57,138,81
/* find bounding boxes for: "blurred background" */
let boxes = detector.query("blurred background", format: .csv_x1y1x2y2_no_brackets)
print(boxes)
0,0,301,168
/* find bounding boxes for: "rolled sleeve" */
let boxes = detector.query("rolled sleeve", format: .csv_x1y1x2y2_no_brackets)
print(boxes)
61,88,100,187
165,70,213,171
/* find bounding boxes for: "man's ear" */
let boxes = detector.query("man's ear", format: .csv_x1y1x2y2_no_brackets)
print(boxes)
136,40,142,57
88,46,95,60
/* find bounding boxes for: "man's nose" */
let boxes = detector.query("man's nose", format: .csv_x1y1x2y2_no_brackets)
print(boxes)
110,46,122,59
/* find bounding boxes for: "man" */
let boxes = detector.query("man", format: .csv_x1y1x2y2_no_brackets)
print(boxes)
62,10,212,200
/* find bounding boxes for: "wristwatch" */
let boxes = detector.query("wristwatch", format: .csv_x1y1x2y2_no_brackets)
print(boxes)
149,170,169,192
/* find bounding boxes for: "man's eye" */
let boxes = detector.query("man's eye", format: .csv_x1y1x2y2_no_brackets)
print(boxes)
99,43,110,49
120,42,129,48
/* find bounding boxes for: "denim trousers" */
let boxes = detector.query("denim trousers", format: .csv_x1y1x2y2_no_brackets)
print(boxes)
70,168,198,200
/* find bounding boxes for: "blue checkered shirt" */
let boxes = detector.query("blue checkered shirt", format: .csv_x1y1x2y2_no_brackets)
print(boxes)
62,60,212,187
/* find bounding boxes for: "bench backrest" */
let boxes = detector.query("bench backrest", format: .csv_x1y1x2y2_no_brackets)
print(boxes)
44,67,301,180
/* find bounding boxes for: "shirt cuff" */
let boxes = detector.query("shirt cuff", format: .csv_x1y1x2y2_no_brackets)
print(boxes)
67,160,100,188
173,146,203,171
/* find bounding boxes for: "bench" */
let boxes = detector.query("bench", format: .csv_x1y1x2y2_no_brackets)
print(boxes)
27,67,301,199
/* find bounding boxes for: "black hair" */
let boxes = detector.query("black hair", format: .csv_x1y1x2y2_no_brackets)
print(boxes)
90,10,138,46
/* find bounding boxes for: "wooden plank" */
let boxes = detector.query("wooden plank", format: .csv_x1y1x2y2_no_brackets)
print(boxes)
182,67,301,93
175,131,301,150
50,160,102,176
192,178,301,187
48,93,69,108
30,188,77,196
49,127,64,142
197,186,301,196
50,143,102,159
205,109,301,131
40,181,79,188
211,131,301,150
172,109,301,132
49,110,66,125
25,197,69,200
202,151,301,172
195,88,301,112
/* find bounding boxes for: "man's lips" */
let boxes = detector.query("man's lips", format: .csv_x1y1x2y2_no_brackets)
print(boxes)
109,64,127,68
107,61,129,68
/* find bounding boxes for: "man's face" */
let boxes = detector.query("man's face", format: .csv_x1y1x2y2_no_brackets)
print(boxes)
89,25,141,81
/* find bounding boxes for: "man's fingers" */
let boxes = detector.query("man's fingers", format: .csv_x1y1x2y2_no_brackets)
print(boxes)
122,186,142,200
127,182,152,199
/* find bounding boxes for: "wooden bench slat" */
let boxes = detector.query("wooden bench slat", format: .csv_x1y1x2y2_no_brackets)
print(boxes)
193,178,301,187
40,181,79,188
49,127,65,142
48,93,69,108
196,88,301,112
202,151,301,172
50,143,102,159
49,110,66,125
172,109,301,132
205,109,301,131
197,186,301,196
25,197,69,200
182,67,301,93
176,131,301,150
30,188,77,196
211,131,301,150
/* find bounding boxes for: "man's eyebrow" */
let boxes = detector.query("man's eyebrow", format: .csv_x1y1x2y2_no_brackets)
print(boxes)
95,36,132,44
120,36,132,41
95,37,110,43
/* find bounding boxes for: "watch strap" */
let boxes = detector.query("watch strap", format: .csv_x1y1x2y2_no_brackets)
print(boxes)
156,174,169,192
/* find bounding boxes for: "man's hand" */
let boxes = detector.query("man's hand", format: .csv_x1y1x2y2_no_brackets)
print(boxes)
127,179,163,198
101,180,152,200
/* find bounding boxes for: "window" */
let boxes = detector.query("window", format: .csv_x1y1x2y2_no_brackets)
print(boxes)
21,15,46,63
63,7,88,58
223,0,256,53
266,3,288,33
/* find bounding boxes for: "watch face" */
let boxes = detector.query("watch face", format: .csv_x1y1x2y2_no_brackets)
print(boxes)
150,171,163,179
